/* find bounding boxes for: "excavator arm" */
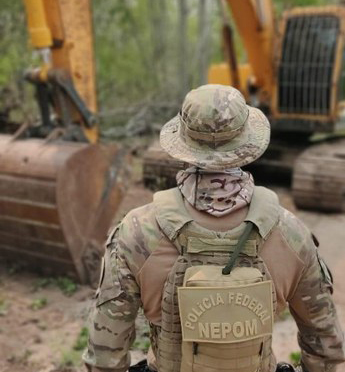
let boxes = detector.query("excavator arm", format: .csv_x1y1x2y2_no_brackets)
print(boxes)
209,0,275,106
23,0,98,143
0,0,128,284
225,0,274,98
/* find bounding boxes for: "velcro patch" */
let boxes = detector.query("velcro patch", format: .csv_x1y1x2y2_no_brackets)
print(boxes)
187,237,257,256
178,281,273,343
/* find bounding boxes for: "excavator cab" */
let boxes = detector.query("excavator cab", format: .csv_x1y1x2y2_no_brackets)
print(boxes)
0,0,128,283
272,7,345,211
272,7,345,133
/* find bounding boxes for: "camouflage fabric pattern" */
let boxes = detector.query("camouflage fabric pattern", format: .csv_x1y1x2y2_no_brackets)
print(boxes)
160,84,271,170
82,228,140,371
176,166,254,216
180,85,247,135
278,209,345,372
83,187,345,372
83,203,164,371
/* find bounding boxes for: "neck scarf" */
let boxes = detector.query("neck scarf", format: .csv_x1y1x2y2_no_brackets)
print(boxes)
176,166,254,217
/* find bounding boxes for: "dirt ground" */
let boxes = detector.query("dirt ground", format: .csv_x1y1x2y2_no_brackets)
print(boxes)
1,175,345,371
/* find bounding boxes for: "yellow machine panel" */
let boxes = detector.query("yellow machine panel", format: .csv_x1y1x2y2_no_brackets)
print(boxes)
208,63,253,99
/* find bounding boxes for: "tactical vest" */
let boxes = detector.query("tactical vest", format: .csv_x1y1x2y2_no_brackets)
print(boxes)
152,187,280,372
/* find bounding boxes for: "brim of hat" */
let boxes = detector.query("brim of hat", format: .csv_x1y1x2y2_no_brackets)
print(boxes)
160,106,270,171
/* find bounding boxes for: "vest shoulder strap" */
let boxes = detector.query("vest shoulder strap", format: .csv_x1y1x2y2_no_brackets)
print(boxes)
245,186,280,239
153,186,280,243
154,187,192,241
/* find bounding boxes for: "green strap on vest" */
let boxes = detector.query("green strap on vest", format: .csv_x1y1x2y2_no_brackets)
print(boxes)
222,222,255,275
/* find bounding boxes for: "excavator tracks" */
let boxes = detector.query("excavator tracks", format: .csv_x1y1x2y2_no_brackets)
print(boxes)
292,139,345,212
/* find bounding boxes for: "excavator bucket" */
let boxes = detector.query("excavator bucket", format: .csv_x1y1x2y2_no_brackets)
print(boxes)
0,135,128,284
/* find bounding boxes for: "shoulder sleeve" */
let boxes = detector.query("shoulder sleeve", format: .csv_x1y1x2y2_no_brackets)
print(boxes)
280,209,345,372
83,202,163,371
82,222,141,371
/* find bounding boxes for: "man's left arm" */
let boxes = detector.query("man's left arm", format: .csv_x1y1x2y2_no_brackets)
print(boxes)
288,239,345,372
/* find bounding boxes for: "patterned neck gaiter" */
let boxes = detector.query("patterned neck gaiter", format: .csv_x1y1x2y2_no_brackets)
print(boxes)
176,166,254,217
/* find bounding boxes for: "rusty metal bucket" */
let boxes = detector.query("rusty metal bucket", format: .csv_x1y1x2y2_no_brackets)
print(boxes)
0,134,127,283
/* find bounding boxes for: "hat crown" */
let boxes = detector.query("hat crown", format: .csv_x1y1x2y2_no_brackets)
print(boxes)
181,85,248,135
159,83,270,171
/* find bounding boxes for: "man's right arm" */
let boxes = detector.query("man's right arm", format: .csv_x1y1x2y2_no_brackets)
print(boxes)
83,227,141,372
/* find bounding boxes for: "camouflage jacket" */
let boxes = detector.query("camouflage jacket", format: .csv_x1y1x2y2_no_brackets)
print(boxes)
83,186,345,372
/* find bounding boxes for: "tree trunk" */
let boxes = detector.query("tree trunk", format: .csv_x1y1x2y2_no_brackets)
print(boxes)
158,0,168,83
178,0,189,99
148,0,168,90
197,0,210,86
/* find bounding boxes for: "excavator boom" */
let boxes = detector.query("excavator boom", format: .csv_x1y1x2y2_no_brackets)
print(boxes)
225,0,275,99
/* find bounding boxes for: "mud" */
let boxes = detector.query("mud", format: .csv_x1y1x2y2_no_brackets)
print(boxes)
0,181,344,371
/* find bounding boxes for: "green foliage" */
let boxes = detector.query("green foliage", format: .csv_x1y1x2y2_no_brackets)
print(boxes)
289,351,302,366
32,276,78,296
0,0,339,128
276,307,291,321
30,298,48,310
273,0,338,14
132,338,151,353
58,329,88,369
32,277,53,291
0,0,31,84
93,0,179,108
73,327,89,351
132,314,151,352
59,349,83,368
0,298,9,316
55,277,78,296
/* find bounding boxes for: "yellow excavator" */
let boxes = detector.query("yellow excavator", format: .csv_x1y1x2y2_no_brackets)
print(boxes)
0,0,128,283
144,0,345,212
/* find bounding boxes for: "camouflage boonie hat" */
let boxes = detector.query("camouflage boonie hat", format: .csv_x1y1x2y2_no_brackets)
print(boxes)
160,84,270,170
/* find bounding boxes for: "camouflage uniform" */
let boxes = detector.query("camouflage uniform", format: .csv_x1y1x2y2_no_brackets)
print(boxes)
83,85,345,372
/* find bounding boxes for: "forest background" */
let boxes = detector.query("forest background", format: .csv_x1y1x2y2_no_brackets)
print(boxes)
0,0,341,137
